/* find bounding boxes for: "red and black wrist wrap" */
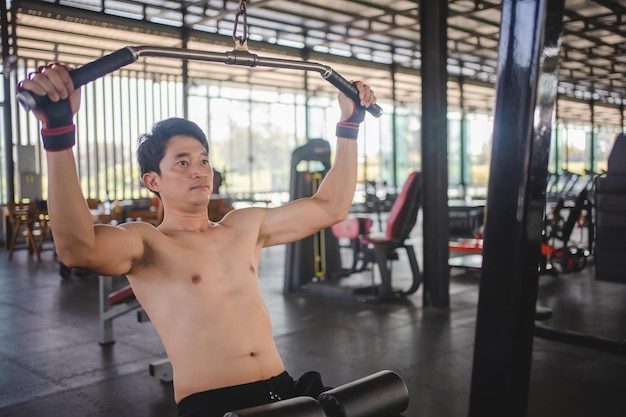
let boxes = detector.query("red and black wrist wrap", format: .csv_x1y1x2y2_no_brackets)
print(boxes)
336,105,366,140
41,125,76,151
39,97,75,151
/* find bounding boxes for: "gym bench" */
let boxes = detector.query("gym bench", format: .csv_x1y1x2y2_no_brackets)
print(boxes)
98,276,173,381
99,278,413,408
99,275,141,345
225,370,410,417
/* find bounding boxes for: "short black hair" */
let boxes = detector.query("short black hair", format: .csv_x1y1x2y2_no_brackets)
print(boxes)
137,117,209,177
136,118,209,197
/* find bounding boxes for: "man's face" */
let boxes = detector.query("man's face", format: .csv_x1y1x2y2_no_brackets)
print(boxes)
144,135,213,208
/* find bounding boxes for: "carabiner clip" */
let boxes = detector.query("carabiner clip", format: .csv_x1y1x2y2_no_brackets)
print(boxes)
232,0,248,48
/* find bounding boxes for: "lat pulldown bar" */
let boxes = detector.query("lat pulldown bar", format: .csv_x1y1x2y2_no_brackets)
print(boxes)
17,45,383,118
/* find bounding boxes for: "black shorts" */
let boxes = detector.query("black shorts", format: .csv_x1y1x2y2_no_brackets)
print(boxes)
177,371,325,417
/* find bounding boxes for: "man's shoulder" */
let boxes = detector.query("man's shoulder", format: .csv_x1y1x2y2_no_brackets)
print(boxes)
217,205,267,225
116,220,164,245
119,220,159,233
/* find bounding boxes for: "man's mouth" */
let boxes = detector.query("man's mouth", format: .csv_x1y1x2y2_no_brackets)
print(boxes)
190,184,210,191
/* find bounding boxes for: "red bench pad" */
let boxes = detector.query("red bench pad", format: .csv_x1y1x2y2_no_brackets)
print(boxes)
108,284,135,306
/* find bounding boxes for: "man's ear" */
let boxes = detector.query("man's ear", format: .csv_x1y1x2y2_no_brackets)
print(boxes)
142,172,159,193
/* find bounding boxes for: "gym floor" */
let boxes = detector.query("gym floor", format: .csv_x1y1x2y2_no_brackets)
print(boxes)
1,225,626,417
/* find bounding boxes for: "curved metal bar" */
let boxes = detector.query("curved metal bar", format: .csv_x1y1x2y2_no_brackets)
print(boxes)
18,45,382,117
132,46,332,76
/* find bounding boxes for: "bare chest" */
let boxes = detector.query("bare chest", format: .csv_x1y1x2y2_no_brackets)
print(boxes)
130,230,261,302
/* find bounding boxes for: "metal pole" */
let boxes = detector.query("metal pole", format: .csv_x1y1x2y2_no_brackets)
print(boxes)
590,98,595,171
420,0,450,308
181,8,190,120
459,75,467,198
554,98,560,175
391,63,398,190
248,93,253,193
304,67,310,140
468,1,565,416
300,46,311,142
2,0,16,203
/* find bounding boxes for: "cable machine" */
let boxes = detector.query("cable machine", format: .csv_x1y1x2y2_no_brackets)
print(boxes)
283,139,342,295
17,0,382,120
16,0,382,301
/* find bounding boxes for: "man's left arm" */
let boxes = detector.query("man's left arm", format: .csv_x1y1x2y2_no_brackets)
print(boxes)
258,81,376,247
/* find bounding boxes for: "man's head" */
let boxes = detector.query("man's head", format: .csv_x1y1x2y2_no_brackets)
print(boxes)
137,118,209,196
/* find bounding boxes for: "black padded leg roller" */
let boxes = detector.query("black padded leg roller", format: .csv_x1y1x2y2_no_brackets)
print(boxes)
223,396,325,417
318,370,409,417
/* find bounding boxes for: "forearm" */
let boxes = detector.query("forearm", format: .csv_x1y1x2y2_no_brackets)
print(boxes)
312,138,358,222
311,85,371,221
19,63,107,266
46,148,98,263
259,82,374,246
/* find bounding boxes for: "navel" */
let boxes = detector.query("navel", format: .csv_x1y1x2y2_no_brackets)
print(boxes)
191,274,202,284
249,265,256,274
249,351,257,357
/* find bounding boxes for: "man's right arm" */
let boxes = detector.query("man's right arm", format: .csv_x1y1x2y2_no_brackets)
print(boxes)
19,63,144,276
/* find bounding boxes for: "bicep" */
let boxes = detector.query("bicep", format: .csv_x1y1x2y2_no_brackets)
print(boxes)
259,198,334,247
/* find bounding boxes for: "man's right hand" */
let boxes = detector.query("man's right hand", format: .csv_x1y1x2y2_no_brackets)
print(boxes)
18,63,82,151
18,63,81,129
336,81,376,140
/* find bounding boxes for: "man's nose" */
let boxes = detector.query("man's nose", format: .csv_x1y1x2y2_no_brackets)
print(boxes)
191,163,208,177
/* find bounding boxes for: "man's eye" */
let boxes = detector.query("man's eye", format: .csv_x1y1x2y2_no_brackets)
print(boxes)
202,160,210,165
178,161,189,166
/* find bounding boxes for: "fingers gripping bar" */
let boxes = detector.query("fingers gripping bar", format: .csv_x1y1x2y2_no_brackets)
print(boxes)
17,47,138,113
17,45,383,118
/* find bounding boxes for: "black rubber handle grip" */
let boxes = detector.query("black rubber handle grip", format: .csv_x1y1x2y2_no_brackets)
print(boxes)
17,47,138,112
324,70,383,118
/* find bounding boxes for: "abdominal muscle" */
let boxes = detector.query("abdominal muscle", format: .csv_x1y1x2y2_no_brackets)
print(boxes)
129,270,286,404
170,332,286,404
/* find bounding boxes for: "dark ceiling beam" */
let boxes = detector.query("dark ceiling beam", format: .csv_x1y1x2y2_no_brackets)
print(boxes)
448,0,502,17
443,5,624,97
254,1,419,47
16,0,182,37
186,0,275,28
591,0,626,15
13,0,626,107
563,9,626,46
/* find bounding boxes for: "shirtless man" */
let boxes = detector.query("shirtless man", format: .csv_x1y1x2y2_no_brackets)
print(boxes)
19,63,376,417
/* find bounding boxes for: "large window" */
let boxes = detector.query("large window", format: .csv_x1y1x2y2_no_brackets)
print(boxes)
466,113,494,197
553,120,622,175
393,104,421,189
4,62,623,208
7,67,393,206
596,128,622,173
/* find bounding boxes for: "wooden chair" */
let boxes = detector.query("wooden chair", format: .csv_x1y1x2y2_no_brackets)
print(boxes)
6,201,51,262
85,198,101,209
